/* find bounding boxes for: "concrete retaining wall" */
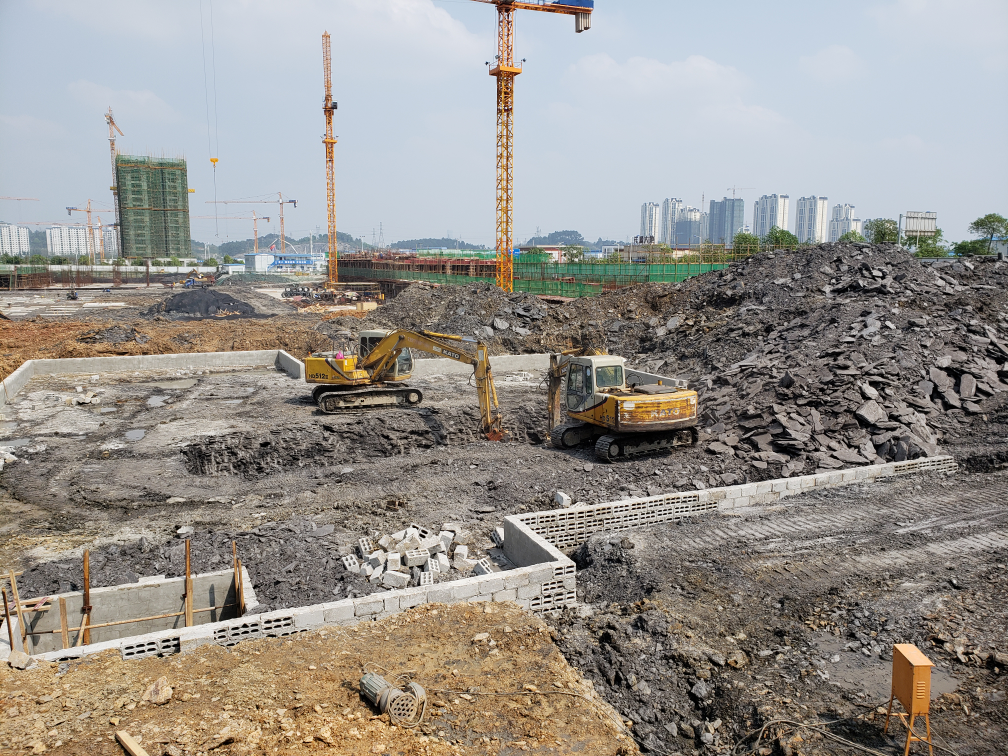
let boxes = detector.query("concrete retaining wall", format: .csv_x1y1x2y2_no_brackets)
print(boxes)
412,352,549,378
9,518,573,664
0,350,305,407
515,455,959,551
3,568,255,657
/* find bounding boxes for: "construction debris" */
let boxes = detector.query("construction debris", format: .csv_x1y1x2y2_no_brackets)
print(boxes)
344,522,494,590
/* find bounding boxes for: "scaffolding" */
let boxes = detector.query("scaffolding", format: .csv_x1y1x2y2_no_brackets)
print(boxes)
336,244,760,299
115,155,191,258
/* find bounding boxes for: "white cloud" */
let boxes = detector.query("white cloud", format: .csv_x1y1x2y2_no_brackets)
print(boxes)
799,45,867,83
67,80,179,123
563,53,786,128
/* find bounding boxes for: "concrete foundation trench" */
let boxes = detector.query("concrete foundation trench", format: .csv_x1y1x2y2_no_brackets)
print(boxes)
0,351,957,666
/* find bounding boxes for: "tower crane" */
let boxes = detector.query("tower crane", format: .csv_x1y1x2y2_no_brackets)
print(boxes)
469,0,593,292
322,32,338,289
206,195,296,254
105,108,124,257
193,211,271,254
66,200,111,262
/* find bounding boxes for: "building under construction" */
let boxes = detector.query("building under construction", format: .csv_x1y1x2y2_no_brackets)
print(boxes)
115,154,190,258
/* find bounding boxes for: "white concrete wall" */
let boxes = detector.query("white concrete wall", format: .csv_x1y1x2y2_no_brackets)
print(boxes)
0,350,305,408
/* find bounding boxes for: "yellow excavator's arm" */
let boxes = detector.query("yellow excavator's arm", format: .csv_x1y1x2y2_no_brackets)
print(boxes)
360,330,504,440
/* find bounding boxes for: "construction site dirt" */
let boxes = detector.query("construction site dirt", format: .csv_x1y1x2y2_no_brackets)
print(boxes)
0,243,1006,755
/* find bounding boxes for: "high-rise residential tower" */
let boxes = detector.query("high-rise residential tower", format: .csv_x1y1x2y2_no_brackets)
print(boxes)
0,224,30,256
828,204,863,242
640,202,660,242
708,197,745,247
661,198,684,245
752,194,790,239
795,196,829,244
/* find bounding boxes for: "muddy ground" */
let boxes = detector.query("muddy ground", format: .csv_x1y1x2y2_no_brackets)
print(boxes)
1,249,1007,754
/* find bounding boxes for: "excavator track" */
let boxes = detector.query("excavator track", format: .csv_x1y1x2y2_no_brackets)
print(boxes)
594,427,698,462
549,423,597,449
314,385,423,413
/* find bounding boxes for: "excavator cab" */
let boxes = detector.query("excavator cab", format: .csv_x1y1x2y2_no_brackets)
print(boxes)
549,352,698,461
565,356,626,412
359,330,413,379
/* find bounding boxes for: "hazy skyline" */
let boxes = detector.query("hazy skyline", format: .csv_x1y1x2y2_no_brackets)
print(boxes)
1,0,1005,247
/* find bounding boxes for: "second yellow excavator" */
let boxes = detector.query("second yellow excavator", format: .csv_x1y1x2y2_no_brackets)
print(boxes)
547,350,699,461
304,329,504,439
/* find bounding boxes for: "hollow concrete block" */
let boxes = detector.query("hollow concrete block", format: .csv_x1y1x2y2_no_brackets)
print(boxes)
504,571,530,590
399,588,427,609
323,602,354,624
529,566,554,585
383,594,400,613
427,586,453,604
293,607,324,629
354,598,384,617
477,577,504,595
517,583,542,600
452,581,480,600
493,589,518,602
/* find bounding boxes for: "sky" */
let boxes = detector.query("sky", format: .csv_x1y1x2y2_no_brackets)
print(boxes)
1,0,1006,248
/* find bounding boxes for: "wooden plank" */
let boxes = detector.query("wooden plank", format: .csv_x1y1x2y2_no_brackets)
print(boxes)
8,571,27,652
236,558,245,615
115,730,150,756
2,589,13,652
59,597,69,649
73,611,88,648
184,539,193,627
232,541,241,615
82,550,92,645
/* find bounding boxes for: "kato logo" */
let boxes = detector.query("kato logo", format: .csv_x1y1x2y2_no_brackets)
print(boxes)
648,406,684,419
432,345,462,360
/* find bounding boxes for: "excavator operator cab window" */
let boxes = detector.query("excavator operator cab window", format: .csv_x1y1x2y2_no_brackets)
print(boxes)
395,349,414,376
360,336,383,358
595,365,623,390
566,364,591,410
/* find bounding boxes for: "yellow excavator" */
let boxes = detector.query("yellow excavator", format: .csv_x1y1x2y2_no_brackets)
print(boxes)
547,351,699,461
304,329,504,439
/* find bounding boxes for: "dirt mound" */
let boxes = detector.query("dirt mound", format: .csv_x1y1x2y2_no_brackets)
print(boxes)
216,272,290,286
0,603,625,755
147,289,258,319
326,281,555,353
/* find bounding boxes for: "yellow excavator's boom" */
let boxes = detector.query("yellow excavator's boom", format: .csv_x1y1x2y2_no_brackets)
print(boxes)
358,330,504,440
